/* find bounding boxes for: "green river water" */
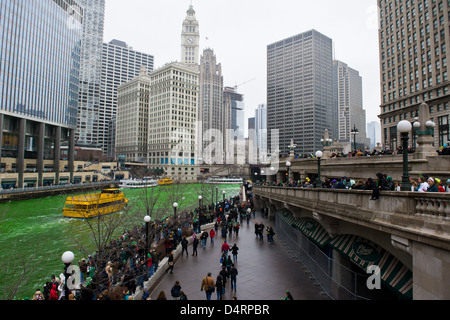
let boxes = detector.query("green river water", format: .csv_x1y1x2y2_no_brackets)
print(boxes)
0,183,241,300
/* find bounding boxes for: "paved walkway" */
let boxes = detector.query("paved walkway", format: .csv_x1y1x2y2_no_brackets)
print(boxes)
149,210,330,301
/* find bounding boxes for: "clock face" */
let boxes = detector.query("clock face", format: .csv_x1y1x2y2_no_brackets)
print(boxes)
186,37,194,44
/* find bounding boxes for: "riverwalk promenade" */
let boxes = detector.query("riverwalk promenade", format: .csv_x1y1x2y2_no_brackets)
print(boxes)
147,209,330,301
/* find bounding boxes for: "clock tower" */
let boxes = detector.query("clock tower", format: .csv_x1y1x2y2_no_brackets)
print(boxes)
181,4,200,65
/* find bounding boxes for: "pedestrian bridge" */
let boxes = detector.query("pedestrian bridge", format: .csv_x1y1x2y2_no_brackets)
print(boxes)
253,186,450,300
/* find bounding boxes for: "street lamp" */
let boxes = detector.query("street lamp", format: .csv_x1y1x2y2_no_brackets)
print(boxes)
144,215,151,259
286,161,291,183
198,195,203,209
61,251,74,300
315,151,323,188
173,202,178,218
397,120,412,191
215,186,218,205
351,125,359,152
222,190,226,202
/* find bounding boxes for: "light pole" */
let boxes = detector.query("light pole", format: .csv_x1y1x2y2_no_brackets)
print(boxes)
144,215,151,259
315,151,323,188
222,190,226,202
61,251,74,300
173,202,178,218
397,120,412,191
286,161,291,183
215,186,218,205
198,195,203,209
351,125,359,152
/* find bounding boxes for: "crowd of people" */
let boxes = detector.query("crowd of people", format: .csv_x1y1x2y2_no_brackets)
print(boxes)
257,173,450,196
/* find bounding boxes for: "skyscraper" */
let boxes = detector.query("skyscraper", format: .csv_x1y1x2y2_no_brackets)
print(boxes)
255,104,268,155
100,39,154,159
75,0,105,147
378,0,450,150
333,60,369,149
224,87,245,141
116,67,151,163
147,62,199,180
0,0,83,188
198,48,226,161
267,30,334,155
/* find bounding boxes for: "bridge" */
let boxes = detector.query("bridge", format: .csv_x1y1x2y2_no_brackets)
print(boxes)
253,185,450,300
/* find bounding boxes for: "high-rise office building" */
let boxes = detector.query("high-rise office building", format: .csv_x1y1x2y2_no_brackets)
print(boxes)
198,48,227,162
378,0,450,150
367,121,382,149
333,60,370,149
116,67,151,163
147,62,199,181
0,0,83,188
181,4,200,66
224,87,245,141
255,104,268,154
75,0,105,147
100,39,154,159
267,30,334,155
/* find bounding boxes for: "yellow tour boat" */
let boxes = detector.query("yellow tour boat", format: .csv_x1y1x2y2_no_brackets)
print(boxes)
63,188,128,219
158,178,173,185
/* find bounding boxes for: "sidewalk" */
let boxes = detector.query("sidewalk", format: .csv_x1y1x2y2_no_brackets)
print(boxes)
148,211,330,301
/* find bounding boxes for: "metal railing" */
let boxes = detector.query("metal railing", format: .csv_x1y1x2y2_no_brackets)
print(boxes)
0,181,116,195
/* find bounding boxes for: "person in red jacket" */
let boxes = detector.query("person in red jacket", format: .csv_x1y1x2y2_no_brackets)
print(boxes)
209,229,216,247
221,240,230,255
49,284,58,300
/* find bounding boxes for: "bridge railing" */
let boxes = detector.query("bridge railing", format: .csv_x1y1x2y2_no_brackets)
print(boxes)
254,186,450,219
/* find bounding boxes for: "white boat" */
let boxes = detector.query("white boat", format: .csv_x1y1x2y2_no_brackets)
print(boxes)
205,177,243,184
119,179,158,189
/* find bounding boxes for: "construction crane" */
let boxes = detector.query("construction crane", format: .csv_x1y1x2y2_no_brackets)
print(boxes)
234,78,256,91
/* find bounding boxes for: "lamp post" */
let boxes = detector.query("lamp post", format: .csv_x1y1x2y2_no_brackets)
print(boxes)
61,251,74,300
198,195,203,209
315,151,323,188
351,125,359,152
286,161,291,183
222,190,226,202
173,202,178,218
144,215,151,259
215,186,218,205
397,120,412,191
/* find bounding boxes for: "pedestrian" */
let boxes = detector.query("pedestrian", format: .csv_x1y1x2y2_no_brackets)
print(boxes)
221,224,227,238
146,253,153,279
266,225,275,244
209,228,216,247
49,283,58,300
225,255,233,273
215,274,224,300
231,244,239,262
219,265,229,288
229,264,238,291
181,237,189,257
192,235,199,256
370,173,388,200
234,221,240,236
435,178,446,192
201,230,209,248
258,222,265,241
200,272,215,300
171,280,182,299
151,249,159,272
415,175,429,192
166,251,174,274
426,177,439,192
254,222,259,238
221,240,230,256
156,290,167,300
446,179,450,193
283,290,294,300
32,288,44,300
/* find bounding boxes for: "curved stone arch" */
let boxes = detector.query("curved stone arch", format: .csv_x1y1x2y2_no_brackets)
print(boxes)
277,211,412,299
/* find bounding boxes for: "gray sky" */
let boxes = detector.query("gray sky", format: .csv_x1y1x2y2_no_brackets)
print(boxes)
104,0,381,131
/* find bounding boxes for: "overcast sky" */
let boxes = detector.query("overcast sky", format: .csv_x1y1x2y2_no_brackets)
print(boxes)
104,0,381,132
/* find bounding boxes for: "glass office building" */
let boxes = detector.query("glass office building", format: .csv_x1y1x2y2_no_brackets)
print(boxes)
0,0,83,188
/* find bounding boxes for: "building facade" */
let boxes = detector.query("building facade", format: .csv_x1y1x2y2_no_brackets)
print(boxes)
116,67,151,163
225,86,245,141
75,0,105,148
267,29,334,155
147,62,199,181
0,0,83,188
333,60,370,150
255,103,268,156
378,0,450,150
100,39,154,159
198,48,226,163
